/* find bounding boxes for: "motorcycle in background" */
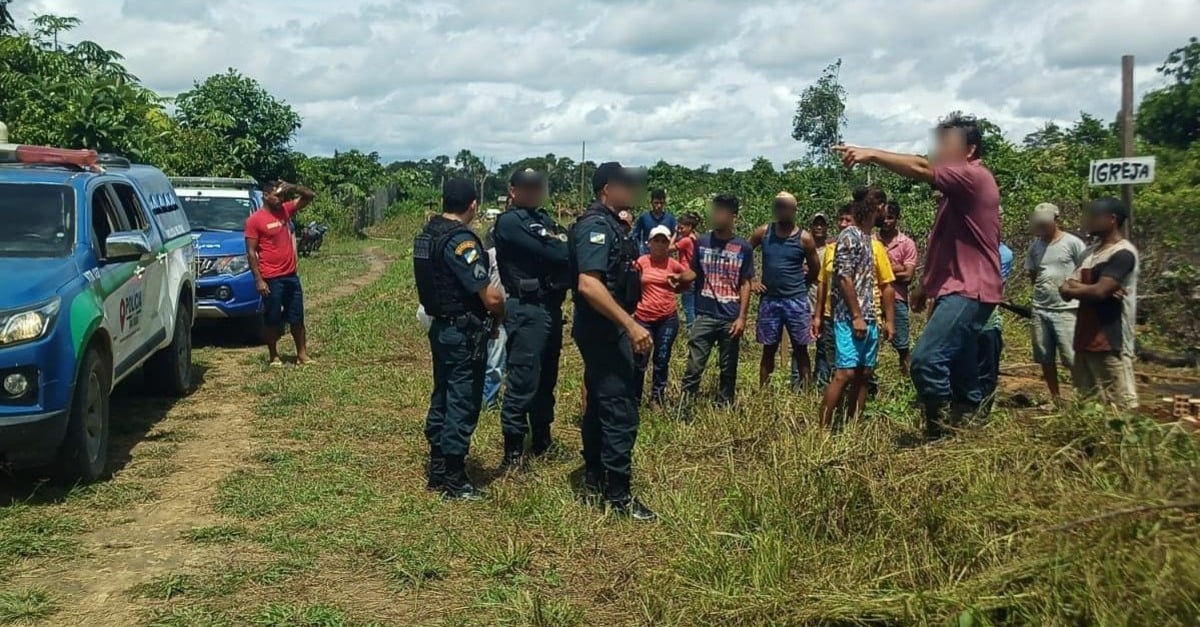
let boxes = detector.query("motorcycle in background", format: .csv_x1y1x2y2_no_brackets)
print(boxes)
298,221,329,257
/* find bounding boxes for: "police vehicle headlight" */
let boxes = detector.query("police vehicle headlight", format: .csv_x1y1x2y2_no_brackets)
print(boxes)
215,255,250,276
0,298,61,347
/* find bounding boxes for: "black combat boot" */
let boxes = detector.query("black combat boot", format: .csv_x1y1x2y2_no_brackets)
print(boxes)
582,466,605,507
426,446,446,491
605,473,656,522
441,455,484,501
923,399,953,442
499,434,525,473
530,425,554,457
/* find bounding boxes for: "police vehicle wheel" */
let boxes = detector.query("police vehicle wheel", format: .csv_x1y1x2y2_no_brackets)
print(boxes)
146,304,193,397
54,347,110,484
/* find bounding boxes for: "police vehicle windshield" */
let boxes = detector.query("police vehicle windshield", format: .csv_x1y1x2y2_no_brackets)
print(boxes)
0,183,74,257
179,196,253,232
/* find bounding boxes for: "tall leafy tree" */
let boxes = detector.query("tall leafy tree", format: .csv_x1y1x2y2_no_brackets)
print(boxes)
791,59,848,160
1138,37,1200,149
174,69,301,181
0,1,15,36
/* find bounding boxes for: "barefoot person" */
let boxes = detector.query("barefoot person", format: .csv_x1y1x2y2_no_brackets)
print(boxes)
750,192,821,388
245,180,316,366
835,113,1002,439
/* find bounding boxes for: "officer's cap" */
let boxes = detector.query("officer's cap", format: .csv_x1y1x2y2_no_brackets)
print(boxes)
509,167,546,188
592,162,647,195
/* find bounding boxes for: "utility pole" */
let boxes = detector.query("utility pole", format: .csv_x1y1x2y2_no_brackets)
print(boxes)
1120,55,1135,237
580,141,586,209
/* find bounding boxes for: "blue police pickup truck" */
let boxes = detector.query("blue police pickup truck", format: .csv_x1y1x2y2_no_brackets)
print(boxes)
171,178,264,340
0,145,196,483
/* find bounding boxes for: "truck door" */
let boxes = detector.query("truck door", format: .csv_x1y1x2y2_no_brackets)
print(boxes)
108,183,166,355
89,183,141,372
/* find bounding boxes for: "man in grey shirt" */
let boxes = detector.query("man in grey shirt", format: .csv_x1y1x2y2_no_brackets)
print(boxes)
1024,203,1086,401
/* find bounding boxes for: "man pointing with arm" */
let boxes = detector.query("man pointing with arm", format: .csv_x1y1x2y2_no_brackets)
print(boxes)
834,112,1003,440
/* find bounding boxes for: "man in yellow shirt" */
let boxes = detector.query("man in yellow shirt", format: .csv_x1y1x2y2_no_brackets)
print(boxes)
812,203,897,388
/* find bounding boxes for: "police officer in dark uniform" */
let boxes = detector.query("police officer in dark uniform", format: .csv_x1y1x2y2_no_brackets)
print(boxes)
414,178,506,500
570,162,656,521
493,168,571,470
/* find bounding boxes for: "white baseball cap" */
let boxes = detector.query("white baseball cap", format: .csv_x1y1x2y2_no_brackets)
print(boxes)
649,225,673,241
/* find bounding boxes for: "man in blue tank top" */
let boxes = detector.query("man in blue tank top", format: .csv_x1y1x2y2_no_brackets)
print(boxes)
749,192,822,388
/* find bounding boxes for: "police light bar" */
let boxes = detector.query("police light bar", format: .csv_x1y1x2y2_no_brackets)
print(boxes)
168,177,259,190
0,144,100,170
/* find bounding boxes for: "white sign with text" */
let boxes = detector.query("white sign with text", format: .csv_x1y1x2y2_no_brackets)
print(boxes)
1089,156,1156,186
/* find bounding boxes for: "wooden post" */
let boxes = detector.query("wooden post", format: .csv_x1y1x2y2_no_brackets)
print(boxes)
1120,55,1135,237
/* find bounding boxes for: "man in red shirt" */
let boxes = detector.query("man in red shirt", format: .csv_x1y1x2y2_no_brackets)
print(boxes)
835,113,1002,439
245,180,317,366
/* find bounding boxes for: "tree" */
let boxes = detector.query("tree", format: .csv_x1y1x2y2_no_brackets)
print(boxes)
174,69,301,181
1,1,15,36
791,59,848,160
1137,37,1200,149
30,14,80,51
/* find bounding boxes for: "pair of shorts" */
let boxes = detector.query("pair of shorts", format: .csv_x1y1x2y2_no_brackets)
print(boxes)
756,295,812,347
263,274,304,328
833,318,879,370
891,300,911,351
1032,309,1077,367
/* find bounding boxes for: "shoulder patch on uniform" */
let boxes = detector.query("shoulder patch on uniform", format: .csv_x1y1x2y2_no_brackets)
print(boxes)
463,248,479,264
589,232,606,245
473,264,488,280
455,239,477,256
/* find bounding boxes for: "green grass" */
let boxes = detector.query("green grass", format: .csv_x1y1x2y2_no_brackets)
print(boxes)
4,221,1199,625
0,588,58,624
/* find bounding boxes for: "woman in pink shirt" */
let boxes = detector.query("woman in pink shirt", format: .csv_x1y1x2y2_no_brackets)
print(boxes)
635,226,696,406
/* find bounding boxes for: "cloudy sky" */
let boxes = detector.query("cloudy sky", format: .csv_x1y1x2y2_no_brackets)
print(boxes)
14,0,1200,168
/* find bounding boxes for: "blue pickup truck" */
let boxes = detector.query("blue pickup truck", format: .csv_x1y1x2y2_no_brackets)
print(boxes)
0,145,197,482
171,178,264,340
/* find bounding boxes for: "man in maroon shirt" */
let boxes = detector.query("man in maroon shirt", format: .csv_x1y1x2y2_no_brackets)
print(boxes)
835,113,1002,439
246,180,317,366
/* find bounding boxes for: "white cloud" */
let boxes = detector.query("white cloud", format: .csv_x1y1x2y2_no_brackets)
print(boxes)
12,0,1200,168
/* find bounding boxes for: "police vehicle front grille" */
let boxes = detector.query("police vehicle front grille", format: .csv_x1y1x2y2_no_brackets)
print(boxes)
196,257,219,278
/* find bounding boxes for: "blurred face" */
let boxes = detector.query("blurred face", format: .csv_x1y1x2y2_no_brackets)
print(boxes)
1084,211,1115,237
711,206,736,231
932,128,972,166
510,184,545,208
651,198,666,213
1031,219,1054,239
773,200,798,225
810,219,828,239
649,235,670,257
604,182,635,209
838,213,853,230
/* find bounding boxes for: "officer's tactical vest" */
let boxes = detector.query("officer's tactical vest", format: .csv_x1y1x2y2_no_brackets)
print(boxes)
569,203,642,313
413,216,485,318
495,208,570,299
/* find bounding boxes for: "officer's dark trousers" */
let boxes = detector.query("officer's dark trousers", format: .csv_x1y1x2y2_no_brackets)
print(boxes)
578,332,640,479
501,299,564,437
425,319,486,457
681,315,741,404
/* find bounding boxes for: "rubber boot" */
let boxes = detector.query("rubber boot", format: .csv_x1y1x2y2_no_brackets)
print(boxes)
426,445,445,491
499,434,525,473
441,455,483,501
923,399,952,442
605,472,656,522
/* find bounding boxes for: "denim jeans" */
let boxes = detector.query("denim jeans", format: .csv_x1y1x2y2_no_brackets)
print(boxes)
482,324,507,407
634,314,680,403
977,327,1003,413
681,315,741,404
680,292,696,329
910,294,996,405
